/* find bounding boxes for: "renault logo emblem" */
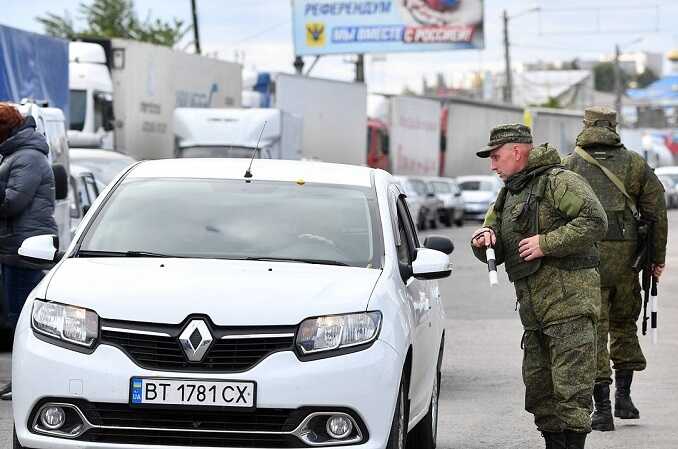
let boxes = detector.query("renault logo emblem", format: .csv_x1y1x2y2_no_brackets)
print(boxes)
179,320,213,362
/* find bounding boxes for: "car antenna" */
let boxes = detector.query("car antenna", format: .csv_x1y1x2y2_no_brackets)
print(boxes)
244,121,267,180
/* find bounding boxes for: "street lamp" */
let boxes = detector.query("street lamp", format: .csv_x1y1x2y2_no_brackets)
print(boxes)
503,6,540,104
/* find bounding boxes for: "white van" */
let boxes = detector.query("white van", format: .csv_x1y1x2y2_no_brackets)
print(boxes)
15,102,71,249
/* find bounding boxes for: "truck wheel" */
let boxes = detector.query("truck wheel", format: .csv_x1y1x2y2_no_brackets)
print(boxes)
386,378,408,449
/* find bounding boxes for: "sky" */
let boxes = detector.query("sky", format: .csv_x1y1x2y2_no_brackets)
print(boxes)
3,0,678,94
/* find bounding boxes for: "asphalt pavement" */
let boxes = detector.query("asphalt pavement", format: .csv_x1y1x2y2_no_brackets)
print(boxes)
0,210,676,449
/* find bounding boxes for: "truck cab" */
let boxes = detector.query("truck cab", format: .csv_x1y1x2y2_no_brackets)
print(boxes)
68,41,115,149
173,108,302,160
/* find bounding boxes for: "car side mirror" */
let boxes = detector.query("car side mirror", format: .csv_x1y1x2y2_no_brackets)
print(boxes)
423,236,454,255
412,248,451,280
52,164,69,200
19,235,62,263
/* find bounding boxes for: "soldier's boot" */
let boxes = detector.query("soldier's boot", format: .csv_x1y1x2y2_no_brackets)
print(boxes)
542,431,567,449
614,370,640,419
591,383,614,431
564,431,587,449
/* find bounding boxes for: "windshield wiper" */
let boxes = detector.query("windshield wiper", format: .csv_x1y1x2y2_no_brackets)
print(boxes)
77,250,184,258
242,256,349,266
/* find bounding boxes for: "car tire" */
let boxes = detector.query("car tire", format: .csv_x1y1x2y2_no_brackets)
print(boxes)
418,212,427,231
407,345,443,449
429,218,438,229
386,377,408,449
13,426,24,449
454,213,464,227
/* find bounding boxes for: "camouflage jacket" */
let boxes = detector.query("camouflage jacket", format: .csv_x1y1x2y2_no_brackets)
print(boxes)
472,144,608,325
563,135,668,283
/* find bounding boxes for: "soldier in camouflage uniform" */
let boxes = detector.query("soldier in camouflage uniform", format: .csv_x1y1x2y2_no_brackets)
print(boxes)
563,107,668,431
471,124,608,449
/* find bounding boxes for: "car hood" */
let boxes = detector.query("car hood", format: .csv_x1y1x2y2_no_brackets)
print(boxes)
46,258,382,325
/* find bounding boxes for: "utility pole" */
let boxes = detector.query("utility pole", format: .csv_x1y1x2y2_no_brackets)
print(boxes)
614,44,623,126
191,0,201,54
502,10,512,104
355,54,365,83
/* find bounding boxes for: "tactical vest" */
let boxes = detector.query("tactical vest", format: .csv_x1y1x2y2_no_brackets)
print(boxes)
494,168,599,282
569,147,638,242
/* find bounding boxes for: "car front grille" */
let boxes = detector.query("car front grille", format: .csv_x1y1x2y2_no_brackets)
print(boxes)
82,428,301,447
100,318,296,372
79,402,305,446
83,402,300,432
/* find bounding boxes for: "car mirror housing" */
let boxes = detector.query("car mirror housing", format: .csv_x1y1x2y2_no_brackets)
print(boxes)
19,235,60,263
423,236,454,255
412,248,451,280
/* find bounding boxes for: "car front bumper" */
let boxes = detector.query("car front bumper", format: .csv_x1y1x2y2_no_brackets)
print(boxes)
13,327,403,449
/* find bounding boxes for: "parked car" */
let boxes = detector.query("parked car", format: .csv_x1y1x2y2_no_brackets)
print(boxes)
658,174,678,209
68,164,105,235
423,177,465,227
12,158,453,449
68,148,137,186
394,176,444,230
457,175,503,221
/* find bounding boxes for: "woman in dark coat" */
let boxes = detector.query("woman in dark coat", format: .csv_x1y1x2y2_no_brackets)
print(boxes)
0,103,58,400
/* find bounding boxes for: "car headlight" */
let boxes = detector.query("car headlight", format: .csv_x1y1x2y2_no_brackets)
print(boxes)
31,300,99,348
296,311,382,358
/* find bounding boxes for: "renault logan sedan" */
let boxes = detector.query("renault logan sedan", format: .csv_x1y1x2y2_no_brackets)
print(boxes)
12,158,453,449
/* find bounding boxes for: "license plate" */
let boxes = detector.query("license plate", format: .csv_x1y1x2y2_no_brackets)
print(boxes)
130,377,256,408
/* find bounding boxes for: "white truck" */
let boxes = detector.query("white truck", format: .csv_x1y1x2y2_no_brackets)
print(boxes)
386,96,441,176
176,74,367,165
68,38,243,160
174,108,302,160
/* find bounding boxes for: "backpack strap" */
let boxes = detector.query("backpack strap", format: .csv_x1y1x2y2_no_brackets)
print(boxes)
574,146,639,219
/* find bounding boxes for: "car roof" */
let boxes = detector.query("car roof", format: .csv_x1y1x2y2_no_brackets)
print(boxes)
127,158,374,187
70,148,137,163
457,175,500,183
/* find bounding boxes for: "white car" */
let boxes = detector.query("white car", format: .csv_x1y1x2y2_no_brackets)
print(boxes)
456,175,503,221
12,158,453,449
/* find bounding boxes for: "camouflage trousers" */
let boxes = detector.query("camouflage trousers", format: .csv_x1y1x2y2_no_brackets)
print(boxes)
595,273,647,384
521,317,596,433
515,265,598,433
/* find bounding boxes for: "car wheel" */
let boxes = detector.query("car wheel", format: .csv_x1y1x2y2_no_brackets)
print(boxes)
13,426,24,449
386,377,408,449
443,212,452,228
454,212,464,227
418,213,427,231
407,348,442,449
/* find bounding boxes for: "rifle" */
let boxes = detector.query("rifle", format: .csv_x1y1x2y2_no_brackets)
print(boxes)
632,219,656,336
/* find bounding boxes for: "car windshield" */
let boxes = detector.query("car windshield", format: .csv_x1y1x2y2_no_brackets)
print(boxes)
459,180,497,192
70,154,136,185
179,146,269,159
431,181,451,194
78,178,383,268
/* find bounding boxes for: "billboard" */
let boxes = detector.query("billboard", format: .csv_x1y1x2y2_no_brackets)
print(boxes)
292,0,484,55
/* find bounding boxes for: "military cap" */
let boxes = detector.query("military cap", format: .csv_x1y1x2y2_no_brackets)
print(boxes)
477,123,533,158
583,106,617,128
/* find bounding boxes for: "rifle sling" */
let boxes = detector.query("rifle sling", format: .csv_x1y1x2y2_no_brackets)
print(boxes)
574,146,639,219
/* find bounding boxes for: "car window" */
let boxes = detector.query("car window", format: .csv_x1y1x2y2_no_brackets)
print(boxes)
432,181,451,194
79,178,384,269
69,89,86,131
459,180,496,192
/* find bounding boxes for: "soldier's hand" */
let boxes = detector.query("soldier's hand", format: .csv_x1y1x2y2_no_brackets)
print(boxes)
518,235,544,261
471,227,496,248
652,263,665,279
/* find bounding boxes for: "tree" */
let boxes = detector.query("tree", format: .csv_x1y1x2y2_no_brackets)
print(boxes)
593,62,630,93
36,0,188,48
634,68,659,89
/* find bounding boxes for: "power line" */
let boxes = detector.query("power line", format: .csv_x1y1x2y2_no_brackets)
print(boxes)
229,20,290,44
